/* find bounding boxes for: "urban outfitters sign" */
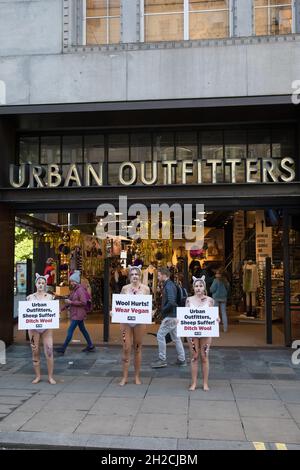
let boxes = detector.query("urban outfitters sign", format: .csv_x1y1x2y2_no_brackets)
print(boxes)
9,158,295,188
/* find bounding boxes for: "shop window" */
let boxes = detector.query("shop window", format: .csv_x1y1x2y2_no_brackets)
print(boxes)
224,130,247,183
108,134,129,162
153,132,175,161
142,0,230,42
175,131,198,161
189,0,230,40
254,0,293,36
143,0,184,42
85,0,120,45
19,136,39,165
62,136,83,164
84,135,105,162
130,133,152,162
201,130,223,183
40,136,61,165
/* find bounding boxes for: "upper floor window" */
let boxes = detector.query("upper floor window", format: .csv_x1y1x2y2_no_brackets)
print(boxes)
85,0,121,45
254,0,293,36
142,0,230,42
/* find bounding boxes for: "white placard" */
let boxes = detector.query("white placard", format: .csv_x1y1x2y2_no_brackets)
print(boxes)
18,301,60,330
177,307,219,337
111,294,152,324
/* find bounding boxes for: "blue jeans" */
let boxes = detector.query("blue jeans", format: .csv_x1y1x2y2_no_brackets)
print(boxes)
62,320,93,351
214,300,228,332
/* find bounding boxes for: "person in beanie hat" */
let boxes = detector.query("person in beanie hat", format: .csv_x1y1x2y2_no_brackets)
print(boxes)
55,271,95,354
27,274,56,385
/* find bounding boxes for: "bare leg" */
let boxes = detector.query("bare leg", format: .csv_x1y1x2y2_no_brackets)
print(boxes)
119,324,132,386
188,339,200,391
133,325,146,385
43,330,56,385
200,338,212,391
30,331,41,384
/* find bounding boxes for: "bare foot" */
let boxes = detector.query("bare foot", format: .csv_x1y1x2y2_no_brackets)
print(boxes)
203,384,210,391
48,377,56,385
189,384,197,391
135,377,142,385
119,378,127,386
32,377,41,384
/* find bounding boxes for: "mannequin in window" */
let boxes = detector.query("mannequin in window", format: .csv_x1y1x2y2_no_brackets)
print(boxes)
242,260,259,317
142,263,157,294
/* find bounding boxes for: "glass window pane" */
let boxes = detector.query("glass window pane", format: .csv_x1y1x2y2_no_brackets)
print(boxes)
108,163,120,184
189,0,229,11
62,136,83,164
108,17,120,43
108,134,129,162
145,0,183,14
248,130,271,159
109,0,121,16
87,1,120,17
255,0,291,8
145,13,184,41
86,18,107,44
87,0,107,17
131,134,152,162
19,136,39,164
254,1,292,36
176,132,198,160
153,133,175,161
270,6,292,35
271,128,295,159
109,162,133,185
62,164,84,185
190,10,229,39
40,136,61,164
84,135,105,163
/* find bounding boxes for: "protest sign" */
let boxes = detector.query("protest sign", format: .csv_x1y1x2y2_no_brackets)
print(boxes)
111,294,152,324
18,300,60,330
177,307,219,337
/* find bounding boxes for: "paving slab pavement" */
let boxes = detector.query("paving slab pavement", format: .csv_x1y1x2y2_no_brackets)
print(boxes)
0,345,299,450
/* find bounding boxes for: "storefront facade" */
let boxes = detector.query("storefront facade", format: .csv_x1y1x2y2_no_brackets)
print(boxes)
1,1,300,346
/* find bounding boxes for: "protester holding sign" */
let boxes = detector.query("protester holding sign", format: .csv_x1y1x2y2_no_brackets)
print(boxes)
118,265,150,386
186,276,220,392
26,274,56,385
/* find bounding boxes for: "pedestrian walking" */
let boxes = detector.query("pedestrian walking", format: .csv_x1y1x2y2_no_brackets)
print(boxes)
210,269,230,332
151,267,186,368
55,271,95,354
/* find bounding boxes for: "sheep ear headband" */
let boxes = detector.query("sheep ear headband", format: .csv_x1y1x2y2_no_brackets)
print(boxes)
35,273,49,283
128,265,142,275
192,275,206,286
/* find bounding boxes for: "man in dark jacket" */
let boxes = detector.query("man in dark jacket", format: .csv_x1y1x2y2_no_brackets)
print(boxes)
151,267,186,368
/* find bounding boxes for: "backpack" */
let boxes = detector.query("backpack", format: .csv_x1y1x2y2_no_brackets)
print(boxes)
175,283,187,307
83,288,92,313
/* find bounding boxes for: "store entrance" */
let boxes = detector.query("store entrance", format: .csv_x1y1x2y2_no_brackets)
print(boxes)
13,209,287,347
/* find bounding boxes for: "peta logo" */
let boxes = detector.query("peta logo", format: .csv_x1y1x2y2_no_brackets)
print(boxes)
291,80,300,105
0,81,6,105
0,340,6,365
291,340,300,365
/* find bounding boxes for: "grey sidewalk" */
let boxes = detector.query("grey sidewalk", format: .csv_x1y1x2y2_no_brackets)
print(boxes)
0,344,300,450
